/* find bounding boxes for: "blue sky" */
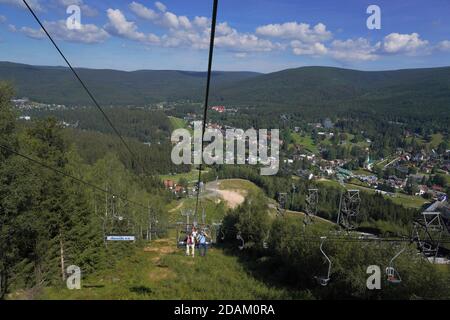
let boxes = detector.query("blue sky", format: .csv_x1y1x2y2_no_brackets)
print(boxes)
0,0,450,72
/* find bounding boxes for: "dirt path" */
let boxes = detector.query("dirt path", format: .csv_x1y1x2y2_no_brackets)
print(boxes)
168,201,184,213
144,239,177,282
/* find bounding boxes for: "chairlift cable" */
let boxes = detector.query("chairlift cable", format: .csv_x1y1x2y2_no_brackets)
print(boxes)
194,0,219,217
22,0,151,178
0,143,149,211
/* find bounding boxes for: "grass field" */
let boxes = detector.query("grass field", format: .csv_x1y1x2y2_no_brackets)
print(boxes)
430,133,444,148
352,169,373,176
168,116,190,131
159,168,207,184
290,132,318,154
35,238,300,300
405,133,445,149
218,179,261,194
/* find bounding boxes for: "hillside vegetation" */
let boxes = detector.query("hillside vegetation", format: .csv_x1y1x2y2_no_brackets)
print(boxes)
0,61,259,105
3,62,450,122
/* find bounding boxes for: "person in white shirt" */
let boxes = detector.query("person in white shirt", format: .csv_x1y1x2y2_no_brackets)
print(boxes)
191,227,198,246
185,233,195,257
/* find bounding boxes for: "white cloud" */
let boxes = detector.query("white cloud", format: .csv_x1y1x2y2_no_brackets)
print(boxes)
162,29,209,49
330,38,380,62
437,40,450,52
155,1,166,12
0,15,6,23
129,1,158,21
235,52,247,58
106,8,159,44
383,33,429,54
125,2,276,52
56,0,97,17
291,40,327,56
129,2,192,30
215,24,279,52
177,15,191,29
19,26,45,39
159,20,277,52
217,22,234,36
256,22,332,42
159,11,192,29
193,16,209,28
216,34,277,52
18,20,109,43
0,0,43,11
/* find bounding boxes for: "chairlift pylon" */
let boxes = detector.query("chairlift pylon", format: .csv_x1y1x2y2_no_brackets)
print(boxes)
277,192,288,216
304,188,319,226
412,211,445,259
337,190,361,230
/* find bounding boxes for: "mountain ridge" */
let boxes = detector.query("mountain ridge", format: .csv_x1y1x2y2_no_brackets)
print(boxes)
1,61,450,118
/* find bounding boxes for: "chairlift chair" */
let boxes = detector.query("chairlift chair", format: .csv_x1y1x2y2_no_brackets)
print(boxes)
105,196,136,242
212,222,224,243
176,222,192,248
386,247,406,284
262,231,270,249
236,233,245,250
314,237,332,286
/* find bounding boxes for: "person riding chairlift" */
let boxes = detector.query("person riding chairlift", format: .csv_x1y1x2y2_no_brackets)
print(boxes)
198,231,209,257
191,227,198,246
185,233,195,257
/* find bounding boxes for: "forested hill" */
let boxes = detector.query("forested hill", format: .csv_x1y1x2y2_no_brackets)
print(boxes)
0,61,259,105
2,61,450,118
211,66,450,116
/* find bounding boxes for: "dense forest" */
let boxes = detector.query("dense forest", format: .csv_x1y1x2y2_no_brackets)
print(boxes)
222,192,450,299
3,62,450,132
0,62,259,106
23,108,191,176
0,82,171,298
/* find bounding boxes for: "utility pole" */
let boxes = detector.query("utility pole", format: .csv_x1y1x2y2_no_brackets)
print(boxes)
291,184,297,209
147,201,152,241
202,205,206,225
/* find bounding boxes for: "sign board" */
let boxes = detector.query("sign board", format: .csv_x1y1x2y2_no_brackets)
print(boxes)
106,235,135,241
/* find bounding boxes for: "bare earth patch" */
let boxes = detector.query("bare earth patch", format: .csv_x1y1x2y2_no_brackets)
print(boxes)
216,189,246,209
144,239,177,255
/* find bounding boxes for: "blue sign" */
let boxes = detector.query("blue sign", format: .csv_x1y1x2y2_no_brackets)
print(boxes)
106,235,135,241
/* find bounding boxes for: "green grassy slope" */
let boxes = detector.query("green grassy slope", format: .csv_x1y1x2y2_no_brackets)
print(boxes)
32,238,303,300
